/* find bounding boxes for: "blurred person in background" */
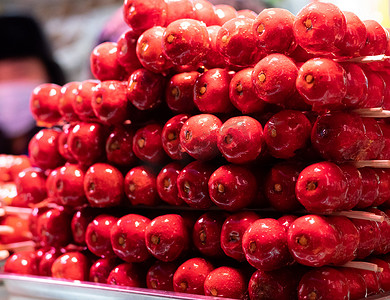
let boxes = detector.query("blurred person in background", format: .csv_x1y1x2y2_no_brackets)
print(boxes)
0,15,66,155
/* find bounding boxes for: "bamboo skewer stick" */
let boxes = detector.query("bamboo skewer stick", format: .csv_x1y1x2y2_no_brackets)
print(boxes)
341,261,383,272
331,210,385,222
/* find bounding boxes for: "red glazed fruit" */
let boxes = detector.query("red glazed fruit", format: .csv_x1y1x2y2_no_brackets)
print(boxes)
72,80,99,122
298,267,349,300
177,161,215,209
217,116,263,164
116,28,142,74
38,248,62,277
296,58,347,109
147,261,177,291
204,25,226,68
133,123,167,164
165,72,199,114
361,117,385,160
86,214,117,258
173,258,214,295
107,263,142,287
358,69,385,109
369,208,390,255
339,268,367,300
220,211,259,261
51,252,90,281
162,19,209,67
127,68,165,110
193,68,234,113
105,125,137,167
340,63,368,109
67,122,106,166
90,42,125,81
84,163,124,208
214,4,238,26
293,2,347,55
243,218,291,271
351,218,380,259
58,124,76,163
161,114,191,161
204,266,246,299
37,207,72,248
71,207,98,245
180,114,222,161
253,8,296,55
374,169,390,206
264,110,312,159
15,167,47,206
193,0,217,26
4,251,39,275
89,257,119,283
123,0,167,35
110,214,151,263
91,80,129,125
136,26,172,74
357,269,381,296
367,257,390,292
192,211,228,258
229,68,266,114
338,164,363,210
359,20,388,56
30,83,62,126
278,215,298,232
216,17,260,67
55,164,87,207
124,165,159,206
252,54,298,105
356,167,380,209
265,162,303,212
295,161,348,214
287,215,341,267
145,214,189,262
156,162,184,206
59,81,80,122
208,164,257,211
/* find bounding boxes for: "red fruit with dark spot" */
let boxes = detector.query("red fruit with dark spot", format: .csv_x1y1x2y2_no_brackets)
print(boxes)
59,81,80,122
193,212,228,258
177,161,215,209
107,262,142,287
252,54,298,105
89,257,119,283
204,267,246,299
84,163,124,208
71,207,98,245
243,218,291,270
193,68,234,113
295,161,348,214
359,20,389,56
253,8,297,55
264,110,311,159
116,28,142,73
105,125,137,167
90,42,126,81
338,164,363,210
4,251,39,275
293,2,347,55
340,62,368,109
296,58,347,109
165,72,199,114
216,17,261,67
193,0,217,26
335,11,367,57
249,267,301,300
30,83,62,126
157,162,184,206
214,5,238,26
127,68,165,110
350,218,380,259
173,257,214,294
229,68,266,114
67,122,106,166
136,26,172,74
208,164,257,211
86,214,117,258
124,165,159,206
123,0,167,36
37,207,72,248
217,115,263,164
356,167,380,209
180,114,222,161
287,215,341,267
145,214,189,262
220,211,259,261
165,0,196,25
265,162,303,212
161,114,191,160
339,268,367,300
55,164,87,207
110,214,151,262
132,123,167,164
15,167,47,206
162,19,209,67
298,267,349,300
147,261,177,291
